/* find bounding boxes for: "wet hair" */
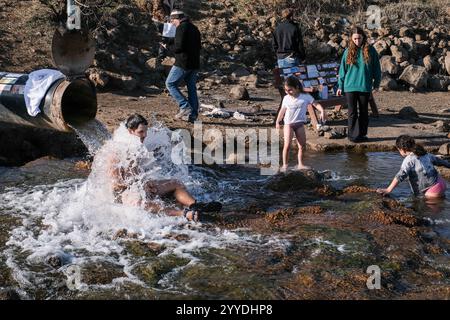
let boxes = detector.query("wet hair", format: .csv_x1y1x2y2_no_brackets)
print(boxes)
346,26,370,65
284,76,304,93
395,135,427,157
125,113,148,130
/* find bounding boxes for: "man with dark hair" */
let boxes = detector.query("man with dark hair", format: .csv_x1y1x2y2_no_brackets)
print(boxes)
272,8,306,69
107,114,221,222
165,10,202,123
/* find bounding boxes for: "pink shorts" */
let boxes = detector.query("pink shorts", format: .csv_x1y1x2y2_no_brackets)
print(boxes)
425,177,447,196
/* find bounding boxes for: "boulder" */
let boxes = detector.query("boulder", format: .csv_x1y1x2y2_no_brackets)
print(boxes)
373,40,389,56
265,170,323,192
88,69,109,88
239,74,259,88
231,66,251,78
431,120,450,132
380,56,399,75
438,143,450,155
399,37,416,54
390,45,409,63
398,106,419,119
380,74,398,91
230,85,250,100
428,75,450,91
399,27,414,38
445,52,450,76
107,72,139,92
423,55,438,73
399,65,429,89
415,41,431,58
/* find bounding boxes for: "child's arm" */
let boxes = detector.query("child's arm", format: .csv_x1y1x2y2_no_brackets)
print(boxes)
377,159,412,195
275,107,286,130
431,154,450,168
311,101,326,122
377,177,399,195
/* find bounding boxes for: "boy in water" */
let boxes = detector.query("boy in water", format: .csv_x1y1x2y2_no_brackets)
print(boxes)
107,114,221,221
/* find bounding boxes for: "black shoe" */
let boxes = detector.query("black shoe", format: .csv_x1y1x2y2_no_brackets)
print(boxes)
190,201,222,213
188,116,198,123
349,136,369,143
358,136,369,142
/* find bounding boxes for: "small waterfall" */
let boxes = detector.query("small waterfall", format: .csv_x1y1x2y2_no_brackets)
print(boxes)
70,119,112,155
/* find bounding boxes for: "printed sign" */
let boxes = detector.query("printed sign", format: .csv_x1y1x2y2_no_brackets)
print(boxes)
306,65,319,78
162,23,176,38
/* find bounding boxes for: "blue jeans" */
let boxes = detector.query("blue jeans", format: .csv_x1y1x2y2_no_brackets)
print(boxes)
165,65,199,120
277,56,300,69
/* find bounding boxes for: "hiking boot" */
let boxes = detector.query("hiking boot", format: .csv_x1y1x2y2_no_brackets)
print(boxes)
189,201,222,213
175,107,192,120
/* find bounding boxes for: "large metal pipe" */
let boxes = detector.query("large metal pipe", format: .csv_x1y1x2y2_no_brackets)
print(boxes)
0,27,96,132
0,73,97,132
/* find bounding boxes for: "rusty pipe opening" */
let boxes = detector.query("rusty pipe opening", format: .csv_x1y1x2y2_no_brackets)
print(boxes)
61,78,97,126
33,77,97,132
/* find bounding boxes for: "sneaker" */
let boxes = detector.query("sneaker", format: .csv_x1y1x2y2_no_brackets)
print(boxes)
189,201,222,213
175,107,192,120
188,115,198,123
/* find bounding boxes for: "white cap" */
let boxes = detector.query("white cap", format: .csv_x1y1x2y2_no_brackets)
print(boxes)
170,10,185,20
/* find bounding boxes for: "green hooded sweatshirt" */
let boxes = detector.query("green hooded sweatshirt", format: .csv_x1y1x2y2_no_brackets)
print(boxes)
338,46,381,93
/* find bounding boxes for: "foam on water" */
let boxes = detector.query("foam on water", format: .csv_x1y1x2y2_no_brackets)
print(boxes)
0,121,271,295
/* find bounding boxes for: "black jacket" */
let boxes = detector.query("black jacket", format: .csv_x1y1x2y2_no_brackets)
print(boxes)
272,20,306,60
173,20,201,70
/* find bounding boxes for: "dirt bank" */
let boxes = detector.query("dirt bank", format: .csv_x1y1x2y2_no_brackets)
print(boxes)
96,85,450,152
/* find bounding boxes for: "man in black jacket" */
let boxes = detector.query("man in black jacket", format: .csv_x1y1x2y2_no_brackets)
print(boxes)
272,8,306,69
165,10,201,123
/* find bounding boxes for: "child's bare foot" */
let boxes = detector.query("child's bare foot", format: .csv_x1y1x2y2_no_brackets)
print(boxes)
280,165,288,173
297,165,311,170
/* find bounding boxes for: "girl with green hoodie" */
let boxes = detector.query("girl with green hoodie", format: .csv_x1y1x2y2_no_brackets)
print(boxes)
336,26,381,143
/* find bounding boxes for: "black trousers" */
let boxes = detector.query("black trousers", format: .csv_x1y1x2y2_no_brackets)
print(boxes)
345,92,370,141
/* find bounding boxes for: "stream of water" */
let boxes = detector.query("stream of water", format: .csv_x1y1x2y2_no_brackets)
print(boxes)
0,121,449,299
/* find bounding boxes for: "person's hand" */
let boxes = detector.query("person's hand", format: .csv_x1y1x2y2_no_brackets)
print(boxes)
376,188,390,196
336,89,342,96
276,123,281,130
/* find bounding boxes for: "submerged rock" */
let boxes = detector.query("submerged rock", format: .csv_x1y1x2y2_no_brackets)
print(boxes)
80,261,126,285
132,254,190,286
123,240,165,257
265,170,323,192
266,206,324,223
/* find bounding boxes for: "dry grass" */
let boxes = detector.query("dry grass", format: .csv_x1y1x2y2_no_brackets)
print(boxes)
233,0,449,29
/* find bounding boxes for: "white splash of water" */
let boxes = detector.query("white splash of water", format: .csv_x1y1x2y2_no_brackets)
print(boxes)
320,170,361,182
0,122,262,294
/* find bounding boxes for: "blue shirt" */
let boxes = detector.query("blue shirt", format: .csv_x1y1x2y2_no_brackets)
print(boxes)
395,153,450,195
